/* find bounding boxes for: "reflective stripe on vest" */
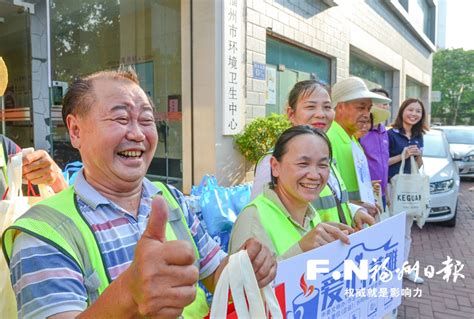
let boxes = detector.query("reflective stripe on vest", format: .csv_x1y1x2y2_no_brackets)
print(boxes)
249,194,321,256
315,185,352,225
312,164,352,225
347,190,361,201
2,182,209,319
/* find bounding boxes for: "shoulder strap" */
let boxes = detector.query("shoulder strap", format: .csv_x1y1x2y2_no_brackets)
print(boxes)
152,181,201,265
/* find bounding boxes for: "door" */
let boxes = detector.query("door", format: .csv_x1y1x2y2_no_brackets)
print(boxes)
0,2,32,147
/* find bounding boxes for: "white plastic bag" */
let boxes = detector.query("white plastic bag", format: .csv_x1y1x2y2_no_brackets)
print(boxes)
209,250,282,319
389,149,430,228
1,154,27,319
0,152,54,318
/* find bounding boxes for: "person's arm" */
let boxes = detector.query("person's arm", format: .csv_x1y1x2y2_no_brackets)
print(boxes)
83,196,199,318
11,197,199,319
10,234,88,319
388,153,403,166
348,202,363,218
414,154,423,168
350,200,380,217
415,139,424,168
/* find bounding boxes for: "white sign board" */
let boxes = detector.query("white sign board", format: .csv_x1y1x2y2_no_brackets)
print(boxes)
266,66,277,105
352,141,376,204
274,213,406,319
222,0,242,135
431,91,441,102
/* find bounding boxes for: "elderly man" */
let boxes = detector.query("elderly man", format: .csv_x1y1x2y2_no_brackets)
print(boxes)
2,68,276,318
327,77,391,217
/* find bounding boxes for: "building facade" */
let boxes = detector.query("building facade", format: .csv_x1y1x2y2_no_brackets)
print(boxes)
0,0,436,192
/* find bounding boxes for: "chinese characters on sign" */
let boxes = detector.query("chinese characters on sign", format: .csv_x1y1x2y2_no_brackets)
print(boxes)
223,0,242,135
274,213,406,319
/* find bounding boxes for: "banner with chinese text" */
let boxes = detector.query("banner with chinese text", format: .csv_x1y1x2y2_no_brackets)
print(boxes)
274,213,406,319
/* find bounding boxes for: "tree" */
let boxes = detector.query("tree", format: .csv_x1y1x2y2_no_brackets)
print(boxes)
432,49,474,125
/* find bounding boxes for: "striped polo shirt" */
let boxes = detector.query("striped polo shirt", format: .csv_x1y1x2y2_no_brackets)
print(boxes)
9,170,226,318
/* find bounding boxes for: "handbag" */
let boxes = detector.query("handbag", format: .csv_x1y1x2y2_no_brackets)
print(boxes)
389,149,430,226
0,153,54,318
208,250,283,319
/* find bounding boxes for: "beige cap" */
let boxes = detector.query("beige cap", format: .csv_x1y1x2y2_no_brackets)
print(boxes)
331,77,391,108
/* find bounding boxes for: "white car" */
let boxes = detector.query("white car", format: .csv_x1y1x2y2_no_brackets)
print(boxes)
432,126,474,179
422,129,460,227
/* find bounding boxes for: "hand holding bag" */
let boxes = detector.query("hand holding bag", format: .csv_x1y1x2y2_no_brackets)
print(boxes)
209,250,283,319
389,148,430,225
1,152,55,318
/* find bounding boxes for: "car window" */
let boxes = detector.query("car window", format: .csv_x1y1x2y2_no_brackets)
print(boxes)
423,134,448,158
442,128,474,145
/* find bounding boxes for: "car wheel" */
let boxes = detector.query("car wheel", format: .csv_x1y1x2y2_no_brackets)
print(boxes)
442,202,457,227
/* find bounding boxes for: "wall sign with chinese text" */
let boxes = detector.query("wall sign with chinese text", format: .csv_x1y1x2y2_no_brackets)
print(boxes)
222,0,242,135
252,62,266,80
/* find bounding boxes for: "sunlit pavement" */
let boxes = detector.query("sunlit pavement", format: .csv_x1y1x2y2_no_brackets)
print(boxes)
398,180,474,318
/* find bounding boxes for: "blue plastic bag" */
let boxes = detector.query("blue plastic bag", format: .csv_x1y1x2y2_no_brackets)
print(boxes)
62,161,83,185
191,175,253,252
229,183,252,214
200,181,237,237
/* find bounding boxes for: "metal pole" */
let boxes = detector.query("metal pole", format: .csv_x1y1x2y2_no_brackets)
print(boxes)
1,96,5,136
453,84,464,125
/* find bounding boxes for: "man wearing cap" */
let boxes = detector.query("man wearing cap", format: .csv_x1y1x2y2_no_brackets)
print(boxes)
359,88,391,210
328,77,391,217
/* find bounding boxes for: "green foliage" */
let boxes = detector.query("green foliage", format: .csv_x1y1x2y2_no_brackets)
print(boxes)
432,49,474,125
234,114,291,164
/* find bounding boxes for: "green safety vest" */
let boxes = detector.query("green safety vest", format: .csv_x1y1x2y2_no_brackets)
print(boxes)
327,121,361,201
312,163,352,225
2,182,209,319
247,193,321,256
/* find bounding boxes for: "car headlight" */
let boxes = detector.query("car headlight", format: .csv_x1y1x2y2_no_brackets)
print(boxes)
462,154,474,162
430,179,454,194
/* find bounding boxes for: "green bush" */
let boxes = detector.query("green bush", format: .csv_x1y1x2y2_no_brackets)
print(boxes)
234,113,291,164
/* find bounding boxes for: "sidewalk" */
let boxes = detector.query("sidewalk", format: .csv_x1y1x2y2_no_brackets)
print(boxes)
398,180,474,318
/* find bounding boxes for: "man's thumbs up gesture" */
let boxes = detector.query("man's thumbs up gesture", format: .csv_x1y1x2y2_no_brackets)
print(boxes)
127,196,199,318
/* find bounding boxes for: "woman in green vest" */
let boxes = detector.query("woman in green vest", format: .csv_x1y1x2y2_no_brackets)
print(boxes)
229,125,354,260
250,80,375,231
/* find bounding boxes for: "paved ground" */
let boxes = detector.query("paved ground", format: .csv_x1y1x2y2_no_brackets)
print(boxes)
398,180,474,318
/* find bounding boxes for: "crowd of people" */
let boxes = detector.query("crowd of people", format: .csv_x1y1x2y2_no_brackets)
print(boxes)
1,68,428,318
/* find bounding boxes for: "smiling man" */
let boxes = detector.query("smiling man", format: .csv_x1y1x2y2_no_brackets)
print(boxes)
2,68,276,319
327,77,391,217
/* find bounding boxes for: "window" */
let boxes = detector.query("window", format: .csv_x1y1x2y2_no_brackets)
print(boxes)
406,77,423,99
50,0,183,186
349,53,393,94
265,37,331,115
